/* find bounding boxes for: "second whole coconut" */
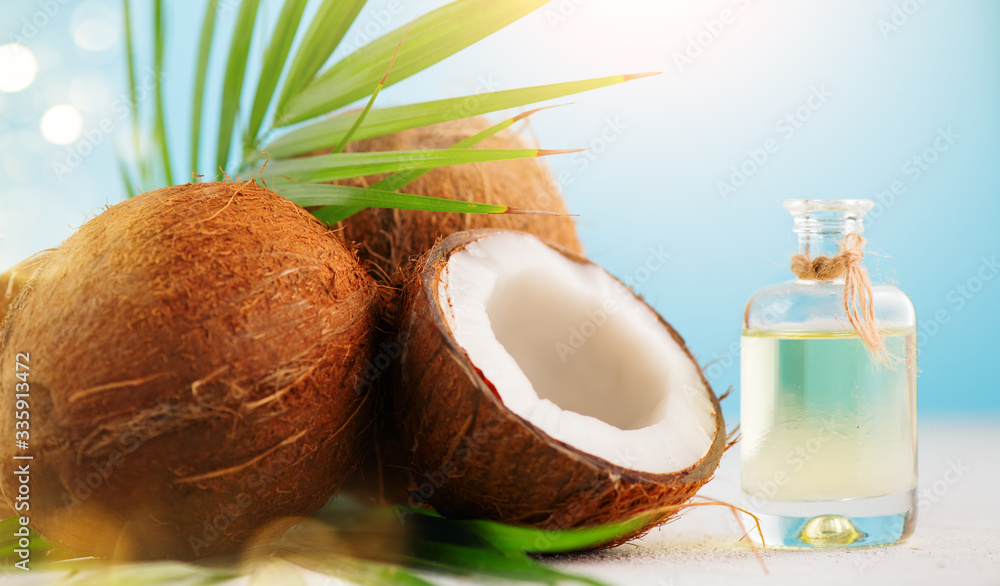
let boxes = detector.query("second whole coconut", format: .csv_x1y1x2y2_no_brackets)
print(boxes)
336,117,582,276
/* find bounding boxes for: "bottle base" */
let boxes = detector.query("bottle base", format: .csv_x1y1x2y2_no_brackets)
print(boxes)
741,488,916,549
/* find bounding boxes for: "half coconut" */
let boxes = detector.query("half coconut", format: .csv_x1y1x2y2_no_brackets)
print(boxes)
392,229,724,544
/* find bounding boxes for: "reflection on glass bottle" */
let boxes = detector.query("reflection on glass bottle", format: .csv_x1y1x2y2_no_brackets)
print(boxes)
740,199,917,548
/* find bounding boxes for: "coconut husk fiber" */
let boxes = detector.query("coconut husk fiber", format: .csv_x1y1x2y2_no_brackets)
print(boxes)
335,116,582,277
0,250,49,326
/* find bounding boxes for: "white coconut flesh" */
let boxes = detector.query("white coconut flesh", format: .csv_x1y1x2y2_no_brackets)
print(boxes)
437,232,717,474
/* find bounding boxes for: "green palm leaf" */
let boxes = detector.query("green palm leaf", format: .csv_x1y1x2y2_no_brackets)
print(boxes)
152,0,172,184
405,542,604,585
121,0,151,187
263,147,571,185
190,0,219,175
271,0,368,124
278,184,509,215
263,73,654,158
2,499,650,585
312,105,561,224
277,0,549,126
216,0,262,174
117,157,137,198
468,515,650,554
245,0,309,144
121,0,657,222
331,19,413,154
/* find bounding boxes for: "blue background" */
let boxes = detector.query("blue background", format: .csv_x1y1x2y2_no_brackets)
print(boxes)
0,0,997,424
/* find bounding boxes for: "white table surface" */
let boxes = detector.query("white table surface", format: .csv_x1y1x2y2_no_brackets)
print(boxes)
4,417,998,585
548,416,1000,586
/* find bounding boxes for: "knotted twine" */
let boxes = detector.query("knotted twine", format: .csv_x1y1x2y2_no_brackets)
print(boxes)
790,233,885,357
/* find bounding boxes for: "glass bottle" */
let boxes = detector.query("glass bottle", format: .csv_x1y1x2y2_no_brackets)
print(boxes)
740,199,917,548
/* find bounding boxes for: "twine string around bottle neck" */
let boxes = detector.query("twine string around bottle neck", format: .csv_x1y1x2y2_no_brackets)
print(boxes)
790,233,885,356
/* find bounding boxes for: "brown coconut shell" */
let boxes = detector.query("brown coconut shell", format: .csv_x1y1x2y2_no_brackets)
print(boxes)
0,182,381,560
0,251,49,520
391,229,725,545
335,117,582,277
0,250,49,326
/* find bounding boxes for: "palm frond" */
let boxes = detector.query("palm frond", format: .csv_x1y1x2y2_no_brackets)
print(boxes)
190,0,219,174
271,0,368,125
263,73,655,158
120,0,655,227
245,0,309,144
277,0,549,126
263,147,573,186
152,0,172,184
312,105,563,224
215,0,263,174
331,19,413,154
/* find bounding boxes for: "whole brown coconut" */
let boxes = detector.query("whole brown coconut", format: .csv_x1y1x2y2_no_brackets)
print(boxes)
0,182,380,560
391,229,724,545
336,117,582,276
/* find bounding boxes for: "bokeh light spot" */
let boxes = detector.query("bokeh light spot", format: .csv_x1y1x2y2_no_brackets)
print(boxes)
73,18,120,52
0,44,38,93
72,1,121,52
40,105,84,145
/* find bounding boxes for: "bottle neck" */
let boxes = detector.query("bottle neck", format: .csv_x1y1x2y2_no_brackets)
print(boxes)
796,231,856,258
784,199,873,282
788,204,867,259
